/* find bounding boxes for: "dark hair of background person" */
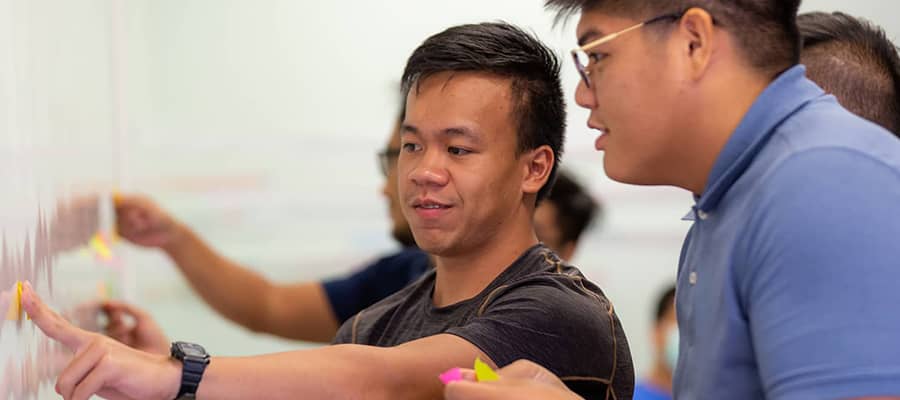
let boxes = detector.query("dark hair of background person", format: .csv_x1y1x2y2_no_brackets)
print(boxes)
799,11,900,136
655,285,676,323
547,171,601,246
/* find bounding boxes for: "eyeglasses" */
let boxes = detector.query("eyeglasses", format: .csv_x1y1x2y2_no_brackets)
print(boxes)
571,11,684,88
377,148,401,177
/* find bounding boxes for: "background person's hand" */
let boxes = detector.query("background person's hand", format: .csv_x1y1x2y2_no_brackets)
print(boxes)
114,194,184,249
21,281,180,400
103,300,171,355
444,359,584,400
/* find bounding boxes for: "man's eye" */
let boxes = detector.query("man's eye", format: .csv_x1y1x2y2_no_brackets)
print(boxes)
588,52,607,63
402,143,422,152
448,147,471,156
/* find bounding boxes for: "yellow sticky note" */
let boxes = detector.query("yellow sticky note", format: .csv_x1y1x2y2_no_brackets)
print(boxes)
90,234,113,261
18,281,28,320
474,357,499,382
5,281,22,321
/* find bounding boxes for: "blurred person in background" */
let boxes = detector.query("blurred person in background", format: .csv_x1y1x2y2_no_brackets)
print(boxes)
108,111,431,346
633,285,676,400
533,171,600,262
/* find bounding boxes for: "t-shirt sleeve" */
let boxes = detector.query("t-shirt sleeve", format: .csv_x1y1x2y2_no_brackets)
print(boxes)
446,278,627,398
742,148,900,400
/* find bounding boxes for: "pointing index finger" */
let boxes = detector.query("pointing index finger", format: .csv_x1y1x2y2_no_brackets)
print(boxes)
20,281,91,351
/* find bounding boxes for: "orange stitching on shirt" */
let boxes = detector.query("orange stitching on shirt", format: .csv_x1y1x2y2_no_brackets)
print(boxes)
351,310,364,345
540,248,621,400
478,285,511,316
572,276,619,400
560,375,612,384
542,249,564,274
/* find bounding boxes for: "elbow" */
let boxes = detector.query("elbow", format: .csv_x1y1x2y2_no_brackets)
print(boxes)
231,287,279,334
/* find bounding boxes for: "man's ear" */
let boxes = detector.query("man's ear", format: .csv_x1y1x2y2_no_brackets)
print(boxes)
522,145,554,197
678,7,717,80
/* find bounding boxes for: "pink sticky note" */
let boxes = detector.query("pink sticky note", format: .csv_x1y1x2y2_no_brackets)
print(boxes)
439,368,463,385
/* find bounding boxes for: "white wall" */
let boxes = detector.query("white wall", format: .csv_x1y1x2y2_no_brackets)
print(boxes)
803,0,900,39
0,1,126,397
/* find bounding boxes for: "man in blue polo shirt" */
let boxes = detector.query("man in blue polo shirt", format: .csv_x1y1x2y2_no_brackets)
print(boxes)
446,3,900,400
547,1,900,399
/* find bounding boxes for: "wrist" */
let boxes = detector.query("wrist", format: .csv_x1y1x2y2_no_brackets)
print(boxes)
170,341,211,399
161,222,191,256
162,356,183,400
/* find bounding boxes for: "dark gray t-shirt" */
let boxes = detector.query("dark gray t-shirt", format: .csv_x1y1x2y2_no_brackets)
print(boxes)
333,244,634,399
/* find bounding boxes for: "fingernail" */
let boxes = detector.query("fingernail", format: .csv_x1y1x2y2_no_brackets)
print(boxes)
439,368,463,385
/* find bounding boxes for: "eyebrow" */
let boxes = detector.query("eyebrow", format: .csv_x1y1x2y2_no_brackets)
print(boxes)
443,127,481,143
578,28,604,46
401,124,481,143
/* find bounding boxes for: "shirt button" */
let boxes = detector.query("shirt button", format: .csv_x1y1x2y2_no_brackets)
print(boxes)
697,210,709,220
689,271,698,285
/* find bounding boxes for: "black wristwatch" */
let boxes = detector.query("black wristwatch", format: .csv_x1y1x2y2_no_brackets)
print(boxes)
170,341,211,399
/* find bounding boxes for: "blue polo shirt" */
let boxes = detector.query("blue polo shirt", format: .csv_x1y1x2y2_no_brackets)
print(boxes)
674,65,900,399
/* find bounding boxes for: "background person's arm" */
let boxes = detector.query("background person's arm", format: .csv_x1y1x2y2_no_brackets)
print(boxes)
116,194,339,342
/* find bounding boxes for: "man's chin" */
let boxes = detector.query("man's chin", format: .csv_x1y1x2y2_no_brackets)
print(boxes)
409,232,448,255
392,228,418,248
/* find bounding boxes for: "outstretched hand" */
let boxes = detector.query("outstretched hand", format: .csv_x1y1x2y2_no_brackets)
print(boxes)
114,194,183,249
103,300,171,355
444,360,583,400
21,282,181,400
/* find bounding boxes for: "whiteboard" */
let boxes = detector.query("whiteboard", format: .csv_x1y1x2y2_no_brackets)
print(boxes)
0,0,128,397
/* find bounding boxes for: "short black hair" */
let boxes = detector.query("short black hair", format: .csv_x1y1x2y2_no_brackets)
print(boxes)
654,284,676,323
546,171,600,245
545,0,802,77
401,22,567,204
799,12,900,136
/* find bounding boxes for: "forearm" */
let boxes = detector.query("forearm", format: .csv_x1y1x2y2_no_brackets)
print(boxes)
258,282,340,342
195,345,441,400
162,226,340,341
162,225,274,331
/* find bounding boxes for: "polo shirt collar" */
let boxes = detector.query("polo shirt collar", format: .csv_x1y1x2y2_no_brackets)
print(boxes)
695,65,824,213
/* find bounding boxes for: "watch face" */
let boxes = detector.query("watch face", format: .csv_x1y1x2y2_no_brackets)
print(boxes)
179,343,207,357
